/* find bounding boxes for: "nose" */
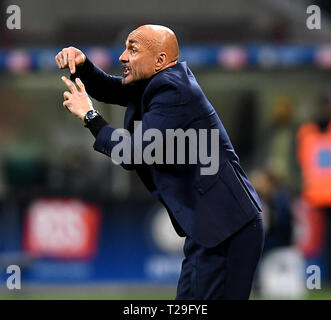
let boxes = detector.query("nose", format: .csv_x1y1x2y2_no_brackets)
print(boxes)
119,49,128,63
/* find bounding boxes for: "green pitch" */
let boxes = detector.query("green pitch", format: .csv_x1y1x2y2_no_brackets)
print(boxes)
0,288,331,300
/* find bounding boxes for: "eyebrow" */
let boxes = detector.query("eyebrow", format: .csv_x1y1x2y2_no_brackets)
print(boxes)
125,39,138,49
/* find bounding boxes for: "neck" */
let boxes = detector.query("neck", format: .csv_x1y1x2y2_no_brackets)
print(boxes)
155,60,177,74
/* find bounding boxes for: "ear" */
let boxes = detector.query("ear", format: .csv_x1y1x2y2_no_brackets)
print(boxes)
155,52,167,72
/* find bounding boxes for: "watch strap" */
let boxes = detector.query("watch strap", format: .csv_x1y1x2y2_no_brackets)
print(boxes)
84,113,108,138
84,109,100,124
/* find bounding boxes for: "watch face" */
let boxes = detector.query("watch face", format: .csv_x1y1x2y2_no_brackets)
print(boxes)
85,110,99,123
87,111,96,120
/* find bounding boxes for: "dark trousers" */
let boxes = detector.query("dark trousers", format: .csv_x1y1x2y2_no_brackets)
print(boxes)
175,216,264,300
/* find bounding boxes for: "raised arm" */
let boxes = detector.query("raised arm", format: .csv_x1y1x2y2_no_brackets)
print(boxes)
55,46,130,106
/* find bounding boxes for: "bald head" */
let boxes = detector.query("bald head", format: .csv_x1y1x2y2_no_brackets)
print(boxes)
130,25,179,63
119,24,179,84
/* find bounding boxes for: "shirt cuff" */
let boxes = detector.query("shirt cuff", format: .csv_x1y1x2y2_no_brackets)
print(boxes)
84,115,108,138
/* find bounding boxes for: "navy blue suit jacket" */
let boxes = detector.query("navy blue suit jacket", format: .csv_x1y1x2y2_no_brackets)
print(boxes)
72,59,262,248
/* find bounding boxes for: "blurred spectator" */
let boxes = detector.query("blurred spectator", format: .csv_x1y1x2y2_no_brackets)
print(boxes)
263,96,298,189
251,168,293,253
296,91,331,283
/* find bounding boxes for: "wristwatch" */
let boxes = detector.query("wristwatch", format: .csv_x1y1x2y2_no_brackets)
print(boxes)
84,109,100,124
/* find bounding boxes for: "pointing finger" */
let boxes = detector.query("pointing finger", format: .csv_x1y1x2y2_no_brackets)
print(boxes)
68,48,75,74
75,78,85,92
61,76,77,93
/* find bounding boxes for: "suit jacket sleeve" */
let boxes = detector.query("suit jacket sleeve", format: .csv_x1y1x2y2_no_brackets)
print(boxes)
92,83,191,170
70,58,130,106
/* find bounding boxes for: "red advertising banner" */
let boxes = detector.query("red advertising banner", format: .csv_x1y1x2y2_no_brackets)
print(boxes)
23,198,101,260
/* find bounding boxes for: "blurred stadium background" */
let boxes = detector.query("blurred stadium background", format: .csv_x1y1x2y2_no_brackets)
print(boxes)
1,0,331,299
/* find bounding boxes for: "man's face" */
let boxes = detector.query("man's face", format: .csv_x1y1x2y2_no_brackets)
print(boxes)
119,29,157,85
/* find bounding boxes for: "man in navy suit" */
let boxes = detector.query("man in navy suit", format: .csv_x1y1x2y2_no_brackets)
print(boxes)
55,25,264,299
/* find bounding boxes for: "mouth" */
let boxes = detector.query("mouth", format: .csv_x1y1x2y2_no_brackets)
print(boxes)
123,65,131,77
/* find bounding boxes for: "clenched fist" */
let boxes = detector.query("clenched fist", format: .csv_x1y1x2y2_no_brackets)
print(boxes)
55,47,86,74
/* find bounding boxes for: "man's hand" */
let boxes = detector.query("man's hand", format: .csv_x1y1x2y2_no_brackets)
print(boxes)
62,76,94,120
55,47,86,74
